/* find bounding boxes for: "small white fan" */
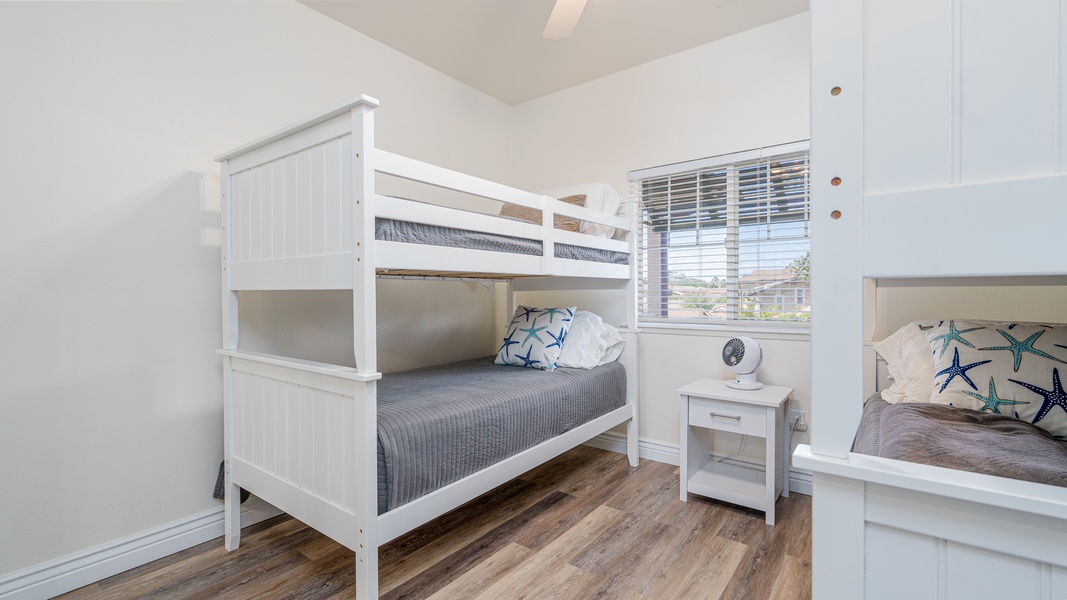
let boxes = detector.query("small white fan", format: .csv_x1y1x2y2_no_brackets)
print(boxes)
722,337,763,390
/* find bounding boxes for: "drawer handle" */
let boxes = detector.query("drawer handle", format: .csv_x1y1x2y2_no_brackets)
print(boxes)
709,412,742,421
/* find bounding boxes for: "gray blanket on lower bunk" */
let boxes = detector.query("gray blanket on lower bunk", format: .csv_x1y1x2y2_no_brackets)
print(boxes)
853,395,1067,487
376,356,626,514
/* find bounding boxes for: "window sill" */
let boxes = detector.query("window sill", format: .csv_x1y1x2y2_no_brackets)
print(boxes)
637,321,811,342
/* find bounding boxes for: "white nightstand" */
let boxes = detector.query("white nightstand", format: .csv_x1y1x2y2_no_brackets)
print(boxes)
678,379,793,525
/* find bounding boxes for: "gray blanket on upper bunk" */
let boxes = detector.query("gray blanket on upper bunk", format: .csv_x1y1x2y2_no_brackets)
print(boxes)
375,218,629,265
376,356,626,514
853,395,1067,487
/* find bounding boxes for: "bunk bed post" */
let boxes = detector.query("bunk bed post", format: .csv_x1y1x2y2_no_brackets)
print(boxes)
350,96,381,598
808,0,866,598
351,96,379,376
219,158,242,551
624,195,640,467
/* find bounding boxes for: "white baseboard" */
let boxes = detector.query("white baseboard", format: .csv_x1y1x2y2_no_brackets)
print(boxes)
584,432,813,496
0,497,281,600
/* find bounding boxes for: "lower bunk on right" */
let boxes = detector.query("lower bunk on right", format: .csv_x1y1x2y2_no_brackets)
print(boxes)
795,316,1067,599
852,318,1067,489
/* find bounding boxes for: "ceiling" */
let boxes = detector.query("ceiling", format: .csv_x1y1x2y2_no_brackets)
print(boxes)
300,0,809,106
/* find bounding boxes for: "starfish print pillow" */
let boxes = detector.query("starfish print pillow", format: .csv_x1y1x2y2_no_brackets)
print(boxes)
924,319,1067,439
494,305,576,371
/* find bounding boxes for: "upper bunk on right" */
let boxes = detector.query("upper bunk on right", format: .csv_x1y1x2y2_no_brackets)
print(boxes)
214,96,634,292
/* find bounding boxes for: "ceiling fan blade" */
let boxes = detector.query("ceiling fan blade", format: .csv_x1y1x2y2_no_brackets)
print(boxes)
543,0,588,40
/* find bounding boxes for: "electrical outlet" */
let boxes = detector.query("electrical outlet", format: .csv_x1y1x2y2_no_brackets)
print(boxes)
789,410,808,432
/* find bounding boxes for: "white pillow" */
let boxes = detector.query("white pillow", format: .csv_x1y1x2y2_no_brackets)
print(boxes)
557,311,624,369
873,321,938,404
538,183,624,239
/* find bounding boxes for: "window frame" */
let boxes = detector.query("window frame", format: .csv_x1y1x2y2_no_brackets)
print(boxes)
629,141,811,331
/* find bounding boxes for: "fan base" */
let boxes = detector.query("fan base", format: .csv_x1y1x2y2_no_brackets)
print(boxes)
725,379,764,390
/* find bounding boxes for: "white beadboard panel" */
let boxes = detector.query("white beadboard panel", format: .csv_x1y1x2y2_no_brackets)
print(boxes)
276,383,288,479
271,161,285,262
229,138,351,265
310,144,327,257
862,0,953,193
233,372,246,460
299,386,314,492
960,0,1061,183
230,370,356,512
864,524,941,600
327,393,344,505
1053,564,1067,597
297,150,313,257
324,138,342,255
241,170,252,263
252,376,264,467
946,543,1042,600
263,380,276,474
340,136,353,252
284,154,299,259
248,169,262,262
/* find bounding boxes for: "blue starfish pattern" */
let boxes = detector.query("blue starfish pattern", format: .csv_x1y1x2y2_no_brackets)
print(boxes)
1010,368,1067,424
980,329,1067,372
929,321,985,358
541,307,568,323
514,306,540,324
516,347,540,368
497,328,519,359
519,323,549,345
935,347,991,393
963,378,1028,414
545,327,566,350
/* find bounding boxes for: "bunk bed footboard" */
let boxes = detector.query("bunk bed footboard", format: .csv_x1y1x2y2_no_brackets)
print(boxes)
794,446,1067,598
219,350,381,558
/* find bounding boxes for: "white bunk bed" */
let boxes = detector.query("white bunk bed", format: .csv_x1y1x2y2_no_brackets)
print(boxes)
213,95,639,598
793,2,1067,598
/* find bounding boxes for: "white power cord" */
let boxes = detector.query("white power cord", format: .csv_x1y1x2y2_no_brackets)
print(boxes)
715,434,748,462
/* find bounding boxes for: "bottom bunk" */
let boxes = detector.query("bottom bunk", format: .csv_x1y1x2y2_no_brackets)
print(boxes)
374,356,625,514
852,394,1067,488
218,347,637,595
795,319,1067,599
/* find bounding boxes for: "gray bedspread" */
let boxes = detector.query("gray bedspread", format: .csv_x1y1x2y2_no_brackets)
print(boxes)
375,218,629,265
853,395,1067,487
376,356,626,513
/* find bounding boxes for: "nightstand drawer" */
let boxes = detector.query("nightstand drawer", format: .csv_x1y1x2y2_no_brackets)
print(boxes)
687,396,766,436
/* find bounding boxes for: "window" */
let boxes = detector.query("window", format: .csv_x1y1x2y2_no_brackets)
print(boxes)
630,142,810,324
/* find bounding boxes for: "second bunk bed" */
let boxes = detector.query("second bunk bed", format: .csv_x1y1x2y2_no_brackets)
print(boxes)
213,95,640,598
795,1,1067,599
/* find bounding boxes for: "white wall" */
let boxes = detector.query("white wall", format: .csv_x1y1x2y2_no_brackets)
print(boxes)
511,14,813,457
0,0,511,579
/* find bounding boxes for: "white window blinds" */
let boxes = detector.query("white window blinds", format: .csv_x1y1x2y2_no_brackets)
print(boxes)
630,142,811,324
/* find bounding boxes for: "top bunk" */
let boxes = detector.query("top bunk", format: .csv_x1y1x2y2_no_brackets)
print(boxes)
214,95,633,290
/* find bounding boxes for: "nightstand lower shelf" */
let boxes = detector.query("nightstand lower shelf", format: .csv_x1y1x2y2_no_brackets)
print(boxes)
679,379,793,525
686,459,767,512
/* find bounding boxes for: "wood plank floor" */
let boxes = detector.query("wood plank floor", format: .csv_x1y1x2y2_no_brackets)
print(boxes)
57,446,811,599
